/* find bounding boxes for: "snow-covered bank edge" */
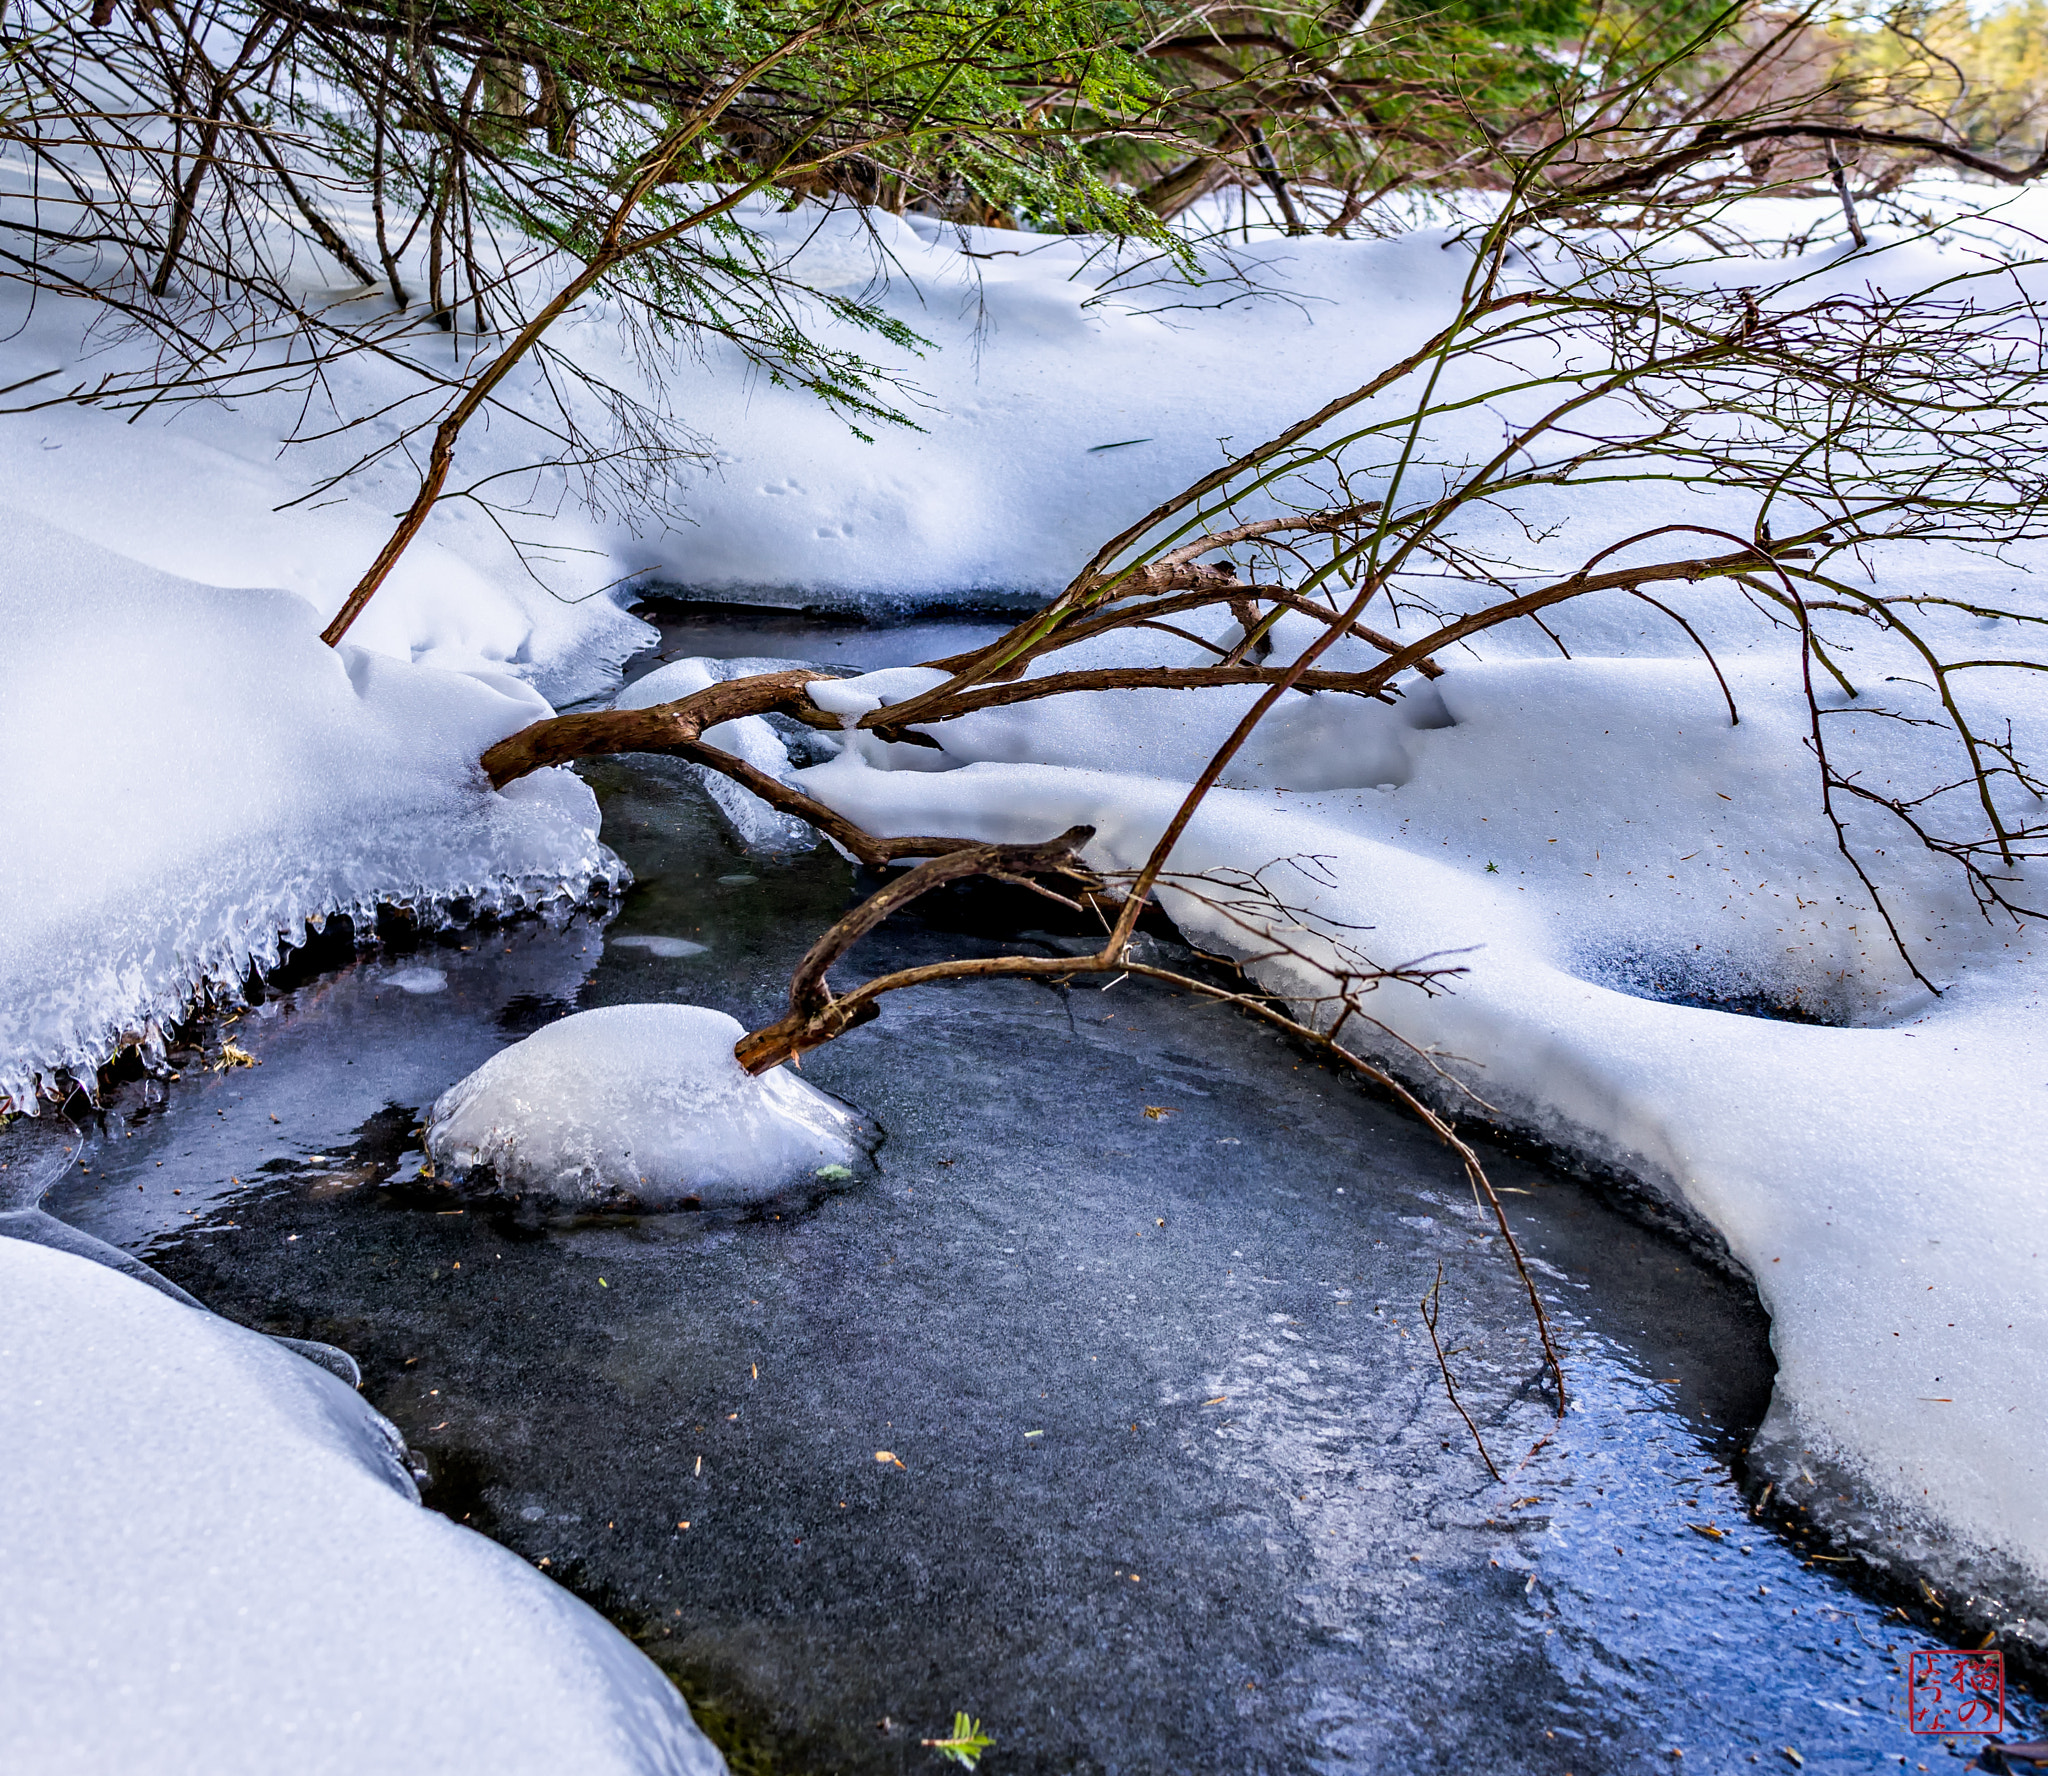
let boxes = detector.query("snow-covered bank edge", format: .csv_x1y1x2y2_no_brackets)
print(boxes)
3,852,627,1117
0,513,632,1114
0,1238,726,1775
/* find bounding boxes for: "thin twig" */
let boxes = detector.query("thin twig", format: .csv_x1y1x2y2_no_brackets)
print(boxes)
1422,1262,1503,1483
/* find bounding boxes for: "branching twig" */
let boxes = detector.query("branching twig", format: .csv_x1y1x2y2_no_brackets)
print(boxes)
1422,1262,1503,1482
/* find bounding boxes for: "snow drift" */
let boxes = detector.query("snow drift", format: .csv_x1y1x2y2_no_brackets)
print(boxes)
0,1237,725,1776
0,509,626,1113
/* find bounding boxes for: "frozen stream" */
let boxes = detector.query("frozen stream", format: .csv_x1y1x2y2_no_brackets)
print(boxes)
26,603,2042,1773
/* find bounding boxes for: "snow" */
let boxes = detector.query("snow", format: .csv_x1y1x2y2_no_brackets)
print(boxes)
4,139,2046,1713
614,213,1479,608
0,283,656,709
0,1237,725,1776
0,194,1498,653
0,509,627,1113
425,1004,869,1208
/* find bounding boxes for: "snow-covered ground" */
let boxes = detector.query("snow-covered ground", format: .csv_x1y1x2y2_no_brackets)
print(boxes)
4,170,2047,1759
0,192,1498,663
0,1235,726,1775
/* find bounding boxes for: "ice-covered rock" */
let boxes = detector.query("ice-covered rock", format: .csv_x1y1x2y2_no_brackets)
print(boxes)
425,1004,868,1208
0,1238,725,1776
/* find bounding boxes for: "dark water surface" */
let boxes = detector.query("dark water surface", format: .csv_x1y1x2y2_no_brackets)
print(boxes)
35,609,2041,1774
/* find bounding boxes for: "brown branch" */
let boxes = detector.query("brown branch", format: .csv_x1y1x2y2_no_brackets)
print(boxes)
1543,119,2048,211
878,544,1798,726
480,548,1793,794
478,666,980,868
720,886,1572,1421
734,825,1100,1070
671,734,974,870
1259,589,1445,678
701,780,1571,1427
479,667,826,783
1304,544,1814,698
884,659,1409,710
1148,502,1384,570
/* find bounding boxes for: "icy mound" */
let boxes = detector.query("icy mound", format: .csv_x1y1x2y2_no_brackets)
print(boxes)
426,1005,867,1208
0,1239,724,1776
0,510,626,1112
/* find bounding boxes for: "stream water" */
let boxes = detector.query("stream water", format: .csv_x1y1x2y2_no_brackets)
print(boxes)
24,602,2041,1774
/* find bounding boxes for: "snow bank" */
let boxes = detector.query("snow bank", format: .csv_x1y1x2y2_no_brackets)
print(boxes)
0,1238,724,1776
792,647,2048,1631
425,1004,868,1208
0,302,654,708
0,509,625,1112
5,171,2040,672
613,211,1468,607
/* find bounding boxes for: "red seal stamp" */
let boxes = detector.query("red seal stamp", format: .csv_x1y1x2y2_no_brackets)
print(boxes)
1907,1649,2004,1735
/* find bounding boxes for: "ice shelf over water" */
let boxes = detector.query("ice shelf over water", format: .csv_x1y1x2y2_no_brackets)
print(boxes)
0,510,626,1113
0,1238,726,1776
426,1004,868,1208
